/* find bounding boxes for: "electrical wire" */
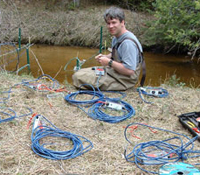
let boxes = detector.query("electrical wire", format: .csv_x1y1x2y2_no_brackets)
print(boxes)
0,89,12,104
138,87,169,104
103,91,126,100
18,107,33,118
0,107,33,123
94,74,134,123
63,57,86,71
0,107,16,123
0,75,65,104
31,114,93,160
65,83,134,123
87,98,135,123
21,74,60,91
124,123,200,174
65,85,104,106
63,52,99,72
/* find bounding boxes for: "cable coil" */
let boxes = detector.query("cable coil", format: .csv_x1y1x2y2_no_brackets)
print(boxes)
87,98,135,123
124,123,200,174
31,115,93,160
65,90,104,106
138,87,169,104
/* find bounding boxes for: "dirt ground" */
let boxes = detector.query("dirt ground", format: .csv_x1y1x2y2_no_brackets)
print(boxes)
0,72,200,175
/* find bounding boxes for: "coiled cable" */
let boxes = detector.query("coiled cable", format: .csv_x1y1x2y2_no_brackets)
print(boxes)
65,83,135,123
65,84,104,106
138,87,169,104
31,115,93,160
124,123,200,174
87,98,135,123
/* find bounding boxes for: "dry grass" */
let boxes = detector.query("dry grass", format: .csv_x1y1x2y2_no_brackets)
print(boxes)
0,1,150,47
0,72,200,174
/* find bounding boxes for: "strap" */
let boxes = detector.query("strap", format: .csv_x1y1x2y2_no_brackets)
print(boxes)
140,57,146,87
114,37,146,87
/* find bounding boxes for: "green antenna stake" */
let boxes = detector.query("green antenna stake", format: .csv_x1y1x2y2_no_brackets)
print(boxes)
18,28,21,51
99,26,103,53
26,48,31,73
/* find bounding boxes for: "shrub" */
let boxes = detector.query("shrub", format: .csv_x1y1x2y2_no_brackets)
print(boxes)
144,0,200,58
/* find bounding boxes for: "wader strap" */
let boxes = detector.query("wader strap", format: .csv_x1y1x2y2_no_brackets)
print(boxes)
140,53,146,87
112,37,146,87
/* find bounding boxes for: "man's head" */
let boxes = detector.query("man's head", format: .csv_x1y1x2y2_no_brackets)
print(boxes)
103,7,125,23
103,7,126,37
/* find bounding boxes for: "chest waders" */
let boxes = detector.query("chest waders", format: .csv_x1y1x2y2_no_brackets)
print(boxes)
72,38,146,91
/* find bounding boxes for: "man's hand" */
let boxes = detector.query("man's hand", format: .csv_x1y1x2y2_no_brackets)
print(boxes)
95,53,134,76
95,54,111,66
95,54,103,62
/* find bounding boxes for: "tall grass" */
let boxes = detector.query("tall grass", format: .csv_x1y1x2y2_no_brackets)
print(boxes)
0,1,150,48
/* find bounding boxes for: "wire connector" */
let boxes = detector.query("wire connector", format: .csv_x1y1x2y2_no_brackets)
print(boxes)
106,102,124,110
33,115,43,130
149,89,163,96
95,68,104,76
139,150,175,164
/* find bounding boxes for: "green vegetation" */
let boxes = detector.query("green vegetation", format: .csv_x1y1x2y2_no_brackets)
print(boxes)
105,0,155,11
164,74,186,87
143,0,200,58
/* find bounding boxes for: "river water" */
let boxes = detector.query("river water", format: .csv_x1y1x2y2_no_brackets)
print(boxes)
17,44,200,87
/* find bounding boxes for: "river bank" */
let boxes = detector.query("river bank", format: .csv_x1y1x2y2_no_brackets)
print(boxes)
0,1,152,50
0,71,200,174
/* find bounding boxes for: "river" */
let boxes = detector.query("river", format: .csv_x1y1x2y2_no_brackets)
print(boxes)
13,44,200,87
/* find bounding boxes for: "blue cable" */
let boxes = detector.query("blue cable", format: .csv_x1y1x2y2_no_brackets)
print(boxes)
138,87,169,98
0,107,33,124
138,87,169,104
124,123,200,174
1,74,60,103
65,87,104,106
18,107,33,118
0,89,12,104
21,74,60,91
102,90,126,100
0,107,16,123
36,74,60,89
31,115,93,160
65,82,134,123
95,75,134,123
87,98,135,123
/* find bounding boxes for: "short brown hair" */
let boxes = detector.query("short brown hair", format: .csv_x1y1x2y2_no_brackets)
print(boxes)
104,7,125,23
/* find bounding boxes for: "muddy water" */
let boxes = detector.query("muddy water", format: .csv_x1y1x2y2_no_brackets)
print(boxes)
17,44,200,87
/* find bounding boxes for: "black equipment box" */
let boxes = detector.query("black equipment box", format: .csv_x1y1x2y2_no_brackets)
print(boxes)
178,111,200,140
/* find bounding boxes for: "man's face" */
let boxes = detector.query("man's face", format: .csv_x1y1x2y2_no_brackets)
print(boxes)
106,18,124,37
